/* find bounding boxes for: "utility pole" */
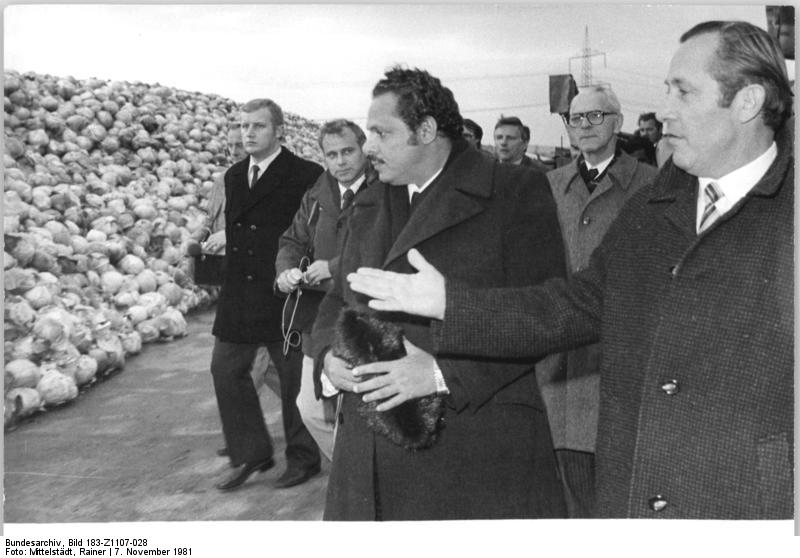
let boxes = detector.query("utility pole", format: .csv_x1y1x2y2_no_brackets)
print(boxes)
569,25,607,86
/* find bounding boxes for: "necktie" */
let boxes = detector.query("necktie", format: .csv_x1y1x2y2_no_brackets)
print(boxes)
698,181,723,233
341,188,355,210
579,163,601,194
250,166,259,189
410,191,421,213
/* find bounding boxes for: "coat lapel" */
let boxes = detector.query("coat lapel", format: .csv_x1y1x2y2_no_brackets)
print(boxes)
383,147,491,268
648,163,697,240
228,147,293,223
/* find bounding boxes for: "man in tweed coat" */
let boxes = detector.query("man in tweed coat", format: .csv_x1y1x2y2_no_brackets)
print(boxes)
348,21,793,519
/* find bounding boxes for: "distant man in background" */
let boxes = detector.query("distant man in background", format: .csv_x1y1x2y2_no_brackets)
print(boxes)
462,118,483,150
210,98,323,491
188,127,246,253
637,111,672,167
545,84,658,517
493,115,549,172
637,112,663,147
275,119,375,461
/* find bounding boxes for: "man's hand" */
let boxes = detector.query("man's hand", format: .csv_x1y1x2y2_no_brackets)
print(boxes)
347,249,446,320
202,230,226,254
304,260,331,286
323,350,362,392
276,268,304,293
352,338,438,411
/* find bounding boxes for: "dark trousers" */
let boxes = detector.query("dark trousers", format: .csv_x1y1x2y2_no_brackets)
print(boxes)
210,338,320,470
555,449,596,518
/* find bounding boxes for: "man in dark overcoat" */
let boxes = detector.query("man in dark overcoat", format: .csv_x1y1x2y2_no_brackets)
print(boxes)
311,67,567,520
211,98,323,491
347,21,794,519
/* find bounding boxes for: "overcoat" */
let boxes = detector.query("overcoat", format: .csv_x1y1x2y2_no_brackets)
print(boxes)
275,169,375,348
212,147,323,343
312,141,568,520
434,129,794,519
543,151,657,453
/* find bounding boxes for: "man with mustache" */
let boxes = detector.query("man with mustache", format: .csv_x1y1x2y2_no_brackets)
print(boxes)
312,66,567,520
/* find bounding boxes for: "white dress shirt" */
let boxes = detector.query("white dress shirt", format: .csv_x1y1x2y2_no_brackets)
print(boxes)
695,142,777,232
248,147,282,186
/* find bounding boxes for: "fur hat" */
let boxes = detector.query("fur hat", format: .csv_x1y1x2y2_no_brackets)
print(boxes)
332,309,444,450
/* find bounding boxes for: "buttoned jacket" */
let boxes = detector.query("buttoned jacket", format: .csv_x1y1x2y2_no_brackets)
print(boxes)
212,147,323,343
543,151,657,452
435,127,793,519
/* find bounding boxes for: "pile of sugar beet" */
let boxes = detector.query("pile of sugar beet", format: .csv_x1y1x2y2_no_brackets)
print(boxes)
3,69,323,426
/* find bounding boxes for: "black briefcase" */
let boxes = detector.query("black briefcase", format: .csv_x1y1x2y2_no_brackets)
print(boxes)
193,253,225,286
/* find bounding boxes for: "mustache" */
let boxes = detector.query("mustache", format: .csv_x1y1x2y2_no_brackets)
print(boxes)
368,155,386,165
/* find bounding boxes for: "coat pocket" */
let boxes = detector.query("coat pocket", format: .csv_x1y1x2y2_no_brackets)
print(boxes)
756,432,793,518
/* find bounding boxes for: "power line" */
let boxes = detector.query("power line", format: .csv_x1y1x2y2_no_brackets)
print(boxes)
312,101,553,123
280,69,557,90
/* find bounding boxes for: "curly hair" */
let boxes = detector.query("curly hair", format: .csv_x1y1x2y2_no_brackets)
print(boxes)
372,66,463,142
681,21,793,130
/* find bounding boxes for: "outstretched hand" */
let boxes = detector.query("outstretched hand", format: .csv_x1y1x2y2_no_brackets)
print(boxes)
346,249,446,320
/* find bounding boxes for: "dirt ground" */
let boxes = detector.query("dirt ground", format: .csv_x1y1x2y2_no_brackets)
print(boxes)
2,307,329,522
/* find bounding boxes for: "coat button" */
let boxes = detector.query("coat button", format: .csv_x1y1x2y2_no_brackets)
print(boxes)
648,495,668,512
669,265,678,276
235,222,242,228
660,379,680,395
246,275,253,281
582,216,591,225
249,224,257,231
232,246,239,253
247,249,254,256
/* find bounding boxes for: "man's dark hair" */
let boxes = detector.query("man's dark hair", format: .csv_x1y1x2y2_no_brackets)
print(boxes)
681,20,793,130
637,112,663,131
317,119,366,149
463,118,483,142
372,66,463,142
494,116,530,142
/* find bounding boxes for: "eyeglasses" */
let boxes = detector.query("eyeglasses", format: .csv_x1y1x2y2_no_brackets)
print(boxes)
565,111,617,128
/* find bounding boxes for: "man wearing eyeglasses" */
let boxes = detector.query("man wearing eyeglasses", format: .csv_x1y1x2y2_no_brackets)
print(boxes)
544,85,657,517
275,119,376,462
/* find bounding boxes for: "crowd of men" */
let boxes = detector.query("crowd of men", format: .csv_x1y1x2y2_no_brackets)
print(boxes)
193,20,793,520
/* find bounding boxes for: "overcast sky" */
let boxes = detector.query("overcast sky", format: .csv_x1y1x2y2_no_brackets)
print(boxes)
3,3,777,149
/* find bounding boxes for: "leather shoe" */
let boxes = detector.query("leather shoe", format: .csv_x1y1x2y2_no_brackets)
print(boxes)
216,447,229,457
216,458,274,491
274,464,321,489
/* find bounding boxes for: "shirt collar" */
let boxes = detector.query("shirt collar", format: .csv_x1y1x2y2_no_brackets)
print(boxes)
339,173,366,196
249,146,282,175
584,152,615,176
697,141,778,213
407,165,445,202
